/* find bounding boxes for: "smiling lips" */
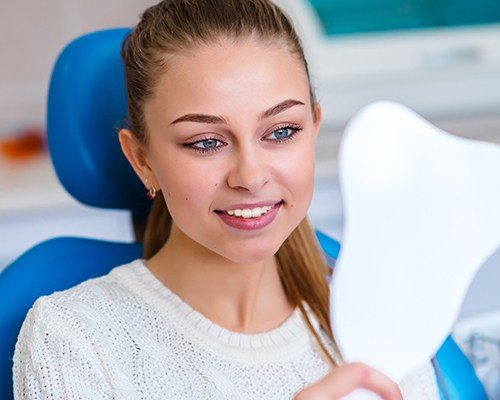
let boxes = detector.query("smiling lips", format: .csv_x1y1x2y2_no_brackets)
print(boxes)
223,205,273,218
215,201,283,230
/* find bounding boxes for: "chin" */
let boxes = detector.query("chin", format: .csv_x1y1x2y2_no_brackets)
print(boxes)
221,245,281,265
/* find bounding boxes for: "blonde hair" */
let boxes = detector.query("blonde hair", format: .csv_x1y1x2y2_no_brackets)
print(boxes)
121,0,341,368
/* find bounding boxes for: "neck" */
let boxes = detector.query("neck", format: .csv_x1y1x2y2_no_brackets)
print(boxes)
146,224,295,333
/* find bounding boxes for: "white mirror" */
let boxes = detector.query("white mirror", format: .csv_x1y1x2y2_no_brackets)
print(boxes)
329,101,500,395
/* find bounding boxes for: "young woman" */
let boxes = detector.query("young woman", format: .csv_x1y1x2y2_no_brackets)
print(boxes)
13,1,440,398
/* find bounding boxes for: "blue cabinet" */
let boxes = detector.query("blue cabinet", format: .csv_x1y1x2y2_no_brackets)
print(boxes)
307,0,500,35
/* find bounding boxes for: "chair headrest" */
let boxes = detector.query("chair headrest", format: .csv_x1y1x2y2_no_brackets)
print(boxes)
47,28,150,216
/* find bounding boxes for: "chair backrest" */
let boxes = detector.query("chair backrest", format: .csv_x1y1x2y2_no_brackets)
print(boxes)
47,27,149,215
0,28,487,400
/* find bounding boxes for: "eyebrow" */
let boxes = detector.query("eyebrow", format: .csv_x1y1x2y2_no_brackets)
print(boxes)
169,99,305,125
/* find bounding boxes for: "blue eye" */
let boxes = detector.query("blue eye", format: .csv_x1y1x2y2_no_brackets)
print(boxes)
266,125,302,142
185,137,225,154
196,138,220,150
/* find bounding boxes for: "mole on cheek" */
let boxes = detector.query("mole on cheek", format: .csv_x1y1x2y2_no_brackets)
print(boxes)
214,183,218,187
185,197,188,201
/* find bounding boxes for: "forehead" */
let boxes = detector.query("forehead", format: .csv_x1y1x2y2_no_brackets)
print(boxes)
146,37,310,123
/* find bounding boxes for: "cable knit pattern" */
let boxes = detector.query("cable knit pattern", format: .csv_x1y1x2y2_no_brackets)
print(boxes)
13,259,440,399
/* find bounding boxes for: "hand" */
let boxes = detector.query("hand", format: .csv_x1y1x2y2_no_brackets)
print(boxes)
293,362,402,400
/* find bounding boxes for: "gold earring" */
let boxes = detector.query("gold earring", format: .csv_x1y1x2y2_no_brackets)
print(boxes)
145,178,157,200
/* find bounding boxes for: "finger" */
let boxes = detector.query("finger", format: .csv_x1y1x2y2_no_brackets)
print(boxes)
295,363,402,400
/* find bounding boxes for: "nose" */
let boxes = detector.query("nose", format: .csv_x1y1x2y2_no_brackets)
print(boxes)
226,145,271,193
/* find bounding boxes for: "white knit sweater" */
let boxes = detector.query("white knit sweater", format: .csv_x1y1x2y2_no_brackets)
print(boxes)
13,259,440,399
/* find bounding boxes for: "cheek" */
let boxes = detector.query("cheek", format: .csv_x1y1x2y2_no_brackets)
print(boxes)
274,141,316,207
155,156,220,222
154,151,203,206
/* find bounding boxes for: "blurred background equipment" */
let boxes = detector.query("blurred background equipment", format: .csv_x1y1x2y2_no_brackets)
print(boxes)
279,0,500,131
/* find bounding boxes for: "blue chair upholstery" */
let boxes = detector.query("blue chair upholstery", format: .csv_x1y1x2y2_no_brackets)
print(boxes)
47,27,148,215
434,337,489,399
0,28,487,400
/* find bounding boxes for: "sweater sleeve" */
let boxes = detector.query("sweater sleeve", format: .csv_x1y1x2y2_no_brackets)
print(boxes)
12,296,114,400
397,360,441,399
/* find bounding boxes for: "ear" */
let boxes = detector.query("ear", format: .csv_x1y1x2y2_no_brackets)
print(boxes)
312,102,323,138
118,129,158,188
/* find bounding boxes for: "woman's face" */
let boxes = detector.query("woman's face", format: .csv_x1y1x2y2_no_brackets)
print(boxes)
137,37,321,264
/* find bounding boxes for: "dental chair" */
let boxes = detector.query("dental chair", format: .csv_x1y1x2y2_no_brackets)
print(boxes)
0,28,488,400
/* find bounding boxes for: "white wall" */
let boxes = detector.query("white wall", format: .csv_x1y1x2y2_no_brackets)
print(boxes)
0,0,157,137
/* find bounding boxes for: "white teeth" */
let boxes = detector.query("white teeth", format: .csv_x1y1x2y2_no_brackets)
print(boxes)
251,208,261,218
242,209,253,218
223,205,274,218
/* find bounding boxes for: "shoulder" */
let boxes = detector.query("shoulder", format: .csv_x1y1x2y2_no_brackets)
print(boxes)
48,258,141,303
10,263,143,399
21,259,144,335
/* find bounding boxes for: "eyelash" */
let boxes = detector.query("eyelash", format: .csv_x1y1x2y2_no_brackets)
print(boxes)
184,124,303,154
